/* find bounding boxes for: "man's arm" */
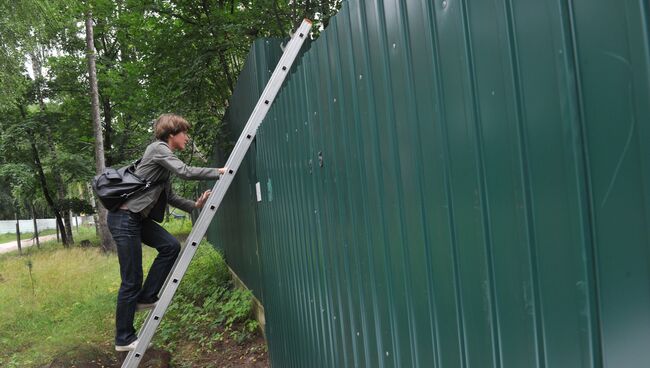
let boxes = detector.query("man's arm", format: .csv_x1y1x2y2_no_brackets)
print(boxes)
167,186,197,213
152,143,220,180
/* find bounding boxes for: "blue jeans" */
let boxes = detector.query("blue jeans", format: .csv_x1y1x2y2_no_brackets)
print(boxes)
107,210,180,346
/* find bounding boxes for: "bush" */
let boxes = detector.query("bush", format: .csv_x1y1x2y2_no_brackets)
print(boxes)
149,242,258,351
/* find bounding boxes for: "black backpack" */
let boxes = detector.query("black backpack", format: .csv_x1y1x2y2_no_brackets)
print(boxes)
91,160,161,212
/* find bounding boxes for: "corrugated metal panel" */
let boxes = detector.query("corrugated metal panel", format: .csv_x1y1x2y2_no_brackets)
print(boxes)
207,39,284,305
210,0,650,366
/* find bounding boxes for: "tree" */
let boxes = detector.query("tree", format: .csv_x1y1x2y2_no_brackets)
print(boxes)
85,8,115,252
0,0,81,245
1,0,343,243
29,50,77,245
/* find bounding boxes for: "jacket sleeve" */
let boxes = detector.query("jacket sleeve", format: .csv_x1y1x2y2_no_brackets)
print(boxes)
167,186,196,213
152,143,220,180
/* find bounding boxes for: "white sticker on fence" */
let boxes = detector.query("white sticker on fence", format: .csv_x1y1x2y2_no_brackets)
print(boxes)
256,182,262,202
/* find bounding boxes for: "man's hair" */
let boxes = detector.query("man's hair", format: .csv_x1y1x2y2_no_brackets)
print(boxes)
154,114,191,142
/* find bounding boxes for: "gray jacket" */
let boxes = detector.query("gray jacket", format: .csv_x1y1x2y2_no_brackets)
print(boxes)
123,141,219,220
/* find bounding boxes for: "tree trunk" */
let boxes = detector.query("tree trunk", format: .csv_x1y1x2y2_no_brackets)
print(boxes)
86,182,101,238
31,137,68,246
15,210,22,255
42,125,72,245
31,202,40,249
43,128,72,246
19,105,68,246
63,209,74,245
86,10,115,252
102,96,113,166
30,49,73,246
218,53,235,93
65,210,74,242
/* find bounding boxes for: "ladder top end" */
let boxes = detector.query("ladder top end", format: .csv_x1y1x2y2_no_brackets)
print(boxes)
303,18,313,25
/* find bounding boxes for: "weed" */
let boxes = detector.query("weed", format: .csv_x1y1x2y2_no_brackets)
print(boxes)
25,259,34,295
156,243,259,352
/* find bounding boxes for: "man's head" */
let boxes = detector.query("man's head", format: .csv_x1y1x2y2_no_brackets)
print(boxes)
154,114,191,150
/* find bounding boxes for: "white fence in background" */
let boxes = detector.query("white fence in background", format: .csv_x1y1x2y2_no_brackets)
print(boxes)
0,216,94,234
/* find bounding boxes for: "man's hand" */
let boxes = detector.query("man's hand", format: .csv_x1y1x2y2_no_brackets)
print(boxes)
218,167,227,175
195,190,211,209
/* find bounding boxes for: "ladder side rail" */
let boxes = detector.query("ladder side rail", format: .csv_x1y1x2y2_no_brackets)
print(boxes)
224,21,311,177
121,19,312,368
150,19,312,317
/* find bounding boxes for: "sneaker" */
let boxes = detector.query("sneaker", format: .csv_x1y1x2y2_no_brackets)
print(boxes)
115,339,153,352
136,302,156,312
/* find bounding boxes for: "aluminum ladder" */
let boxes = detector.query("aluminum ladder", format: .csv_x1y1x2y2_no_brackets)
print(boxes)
121,18,313,368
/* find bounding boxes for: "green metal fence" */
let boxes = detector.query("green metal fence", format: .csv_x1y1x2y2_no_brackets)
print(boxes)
208,40,284,305
208,0,650,366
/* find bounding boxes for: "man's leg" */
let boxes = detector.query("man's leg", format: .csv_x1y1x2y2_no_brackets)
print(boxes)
138,218,181,303
107,210,143,346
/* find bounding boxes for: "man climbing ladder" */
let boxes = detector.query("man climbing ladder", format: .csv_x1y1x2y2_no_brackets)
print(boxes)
120,18,313,368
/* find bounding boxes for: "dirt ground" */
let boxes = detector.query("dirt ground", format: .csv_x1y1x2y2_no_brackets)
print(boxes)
0,234,58,254
42,333,269,368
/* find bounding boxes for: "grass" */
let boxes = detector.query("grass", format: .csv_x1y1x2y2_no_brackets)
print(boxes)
0,218,258,367
0,229,57,244
0,224,159,366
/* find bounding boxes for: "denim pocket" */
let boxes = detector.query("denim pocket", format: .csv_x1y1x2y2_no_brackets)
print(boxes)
108,211,140,239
